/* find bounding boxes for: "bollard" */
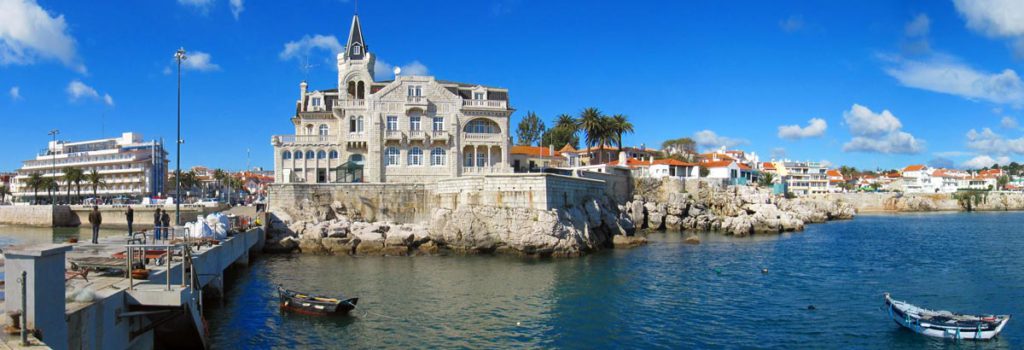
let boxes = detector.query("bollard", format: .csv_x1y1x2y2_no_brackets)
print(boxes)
19,271,27,346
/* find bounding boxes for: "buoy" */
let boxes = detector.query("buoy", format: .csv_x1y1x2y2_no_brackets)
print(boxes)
761,268,768,274
807,305,816,310
516,321,522,326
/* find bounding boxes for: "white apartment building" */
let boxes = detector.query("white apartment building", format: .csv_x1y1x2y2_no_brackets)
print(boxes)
12,132,168,201
775,161,828,195
271,14,514,184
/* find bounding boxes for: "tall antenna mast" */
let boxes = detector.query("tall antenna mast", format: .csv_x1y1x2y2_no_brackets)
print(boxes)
354,0,358,15
300,55,317,82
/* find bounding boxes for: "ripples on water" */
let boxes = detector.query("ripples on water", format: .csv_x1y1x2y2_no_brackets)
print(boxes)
203,213,1018,348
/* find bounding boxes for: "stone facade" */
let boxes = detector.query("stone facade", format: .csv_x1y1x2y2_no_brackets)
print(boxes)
271,14,514,185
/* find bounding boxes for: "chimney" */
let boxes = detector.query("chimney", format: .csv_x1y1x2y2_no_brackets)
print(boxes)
549,144,555,158
299,81,308,102
649,155,654,165
618,151,627,166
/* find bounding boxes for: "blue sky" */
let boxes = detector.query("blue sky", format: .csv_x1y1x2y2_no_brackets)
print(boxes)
3,0,1024,172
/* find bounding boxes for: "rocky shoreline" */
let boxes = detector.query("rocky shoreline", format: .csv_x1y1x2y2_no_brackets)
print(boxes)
625,180,856,237
264,195,646,258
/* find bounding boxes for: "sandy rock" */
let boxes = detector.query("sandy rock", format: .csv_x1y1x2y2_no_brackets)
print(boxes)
322,237,357,255
354,240,384,255
612,234,647,248
298,238,326,254
684,234,701,244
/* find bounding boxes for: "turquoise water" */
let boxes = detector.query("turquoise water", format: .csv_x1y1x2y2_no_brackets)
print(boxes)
7,212,1024,348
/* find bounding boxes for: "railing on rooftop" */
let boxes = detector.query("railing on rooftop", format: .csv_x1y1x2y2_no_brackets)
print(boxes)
462,99,507,109
273,135,334,144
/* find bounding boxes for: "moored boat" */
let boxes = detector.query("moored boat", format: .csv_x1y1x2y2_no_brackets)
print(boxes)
278,287,358,316
884,293,1010,340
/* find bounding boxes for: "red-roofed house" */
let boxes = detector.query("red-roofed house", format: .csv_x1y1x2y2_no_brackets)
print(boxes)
606,157,700,179
510,145,575,172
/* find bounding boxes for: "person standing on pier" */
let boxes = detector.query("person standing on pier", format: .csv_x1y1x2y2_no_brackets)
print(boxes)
153,208,163,240
125,206,134,236
160,209,171,241
88,206,102,244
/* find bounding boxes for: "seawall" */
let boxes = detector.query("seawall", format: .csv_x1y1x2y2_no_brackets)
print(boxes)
0,205,76,227
824,192,1024,213
0,205,221,228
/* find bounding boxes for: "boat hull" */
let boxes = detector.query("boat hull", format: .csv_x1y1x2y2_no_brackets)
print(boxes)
885,294,1009,340
278,288,358,316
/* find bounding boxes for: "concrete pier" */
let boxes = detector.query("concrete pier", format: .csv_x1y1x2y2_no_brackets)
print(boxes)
0,226,264,349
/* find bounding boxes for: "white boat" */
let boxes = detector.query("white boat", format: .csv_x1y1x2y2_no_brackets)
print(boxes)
884,293,1010,340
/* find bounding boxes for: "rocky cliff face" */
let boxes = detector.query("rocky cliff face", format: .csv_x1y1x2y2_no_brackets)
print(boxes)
265,196,641,257
626,181,855,236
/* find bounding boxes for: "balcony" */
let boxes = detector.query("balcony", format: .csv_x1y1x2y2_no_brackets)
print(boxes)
335,99,367,109
462,99,507,109
272,134,335,146
431,130,449,142
463,132,504,143
385,130,403,140
408,130,425,140
406,95,428,107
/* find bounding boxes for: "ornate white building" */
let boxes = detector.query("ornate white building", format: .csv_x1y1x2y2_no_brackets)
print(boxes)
272,15,514,184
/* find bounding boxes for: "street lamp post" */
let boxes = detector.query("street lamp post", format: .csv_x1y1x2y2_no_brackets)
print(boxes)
174,47,187,226
48,129,59,206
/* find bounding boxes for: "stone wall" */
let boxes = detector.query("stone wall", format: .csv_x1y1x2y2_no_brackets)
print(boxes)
826,192,1024,212
67,205,218,229
0,205,76,227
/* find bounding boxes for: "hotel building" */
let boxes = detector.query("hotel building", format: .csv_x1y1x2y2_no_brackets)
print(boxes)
12,132,168,201
271,14,515,184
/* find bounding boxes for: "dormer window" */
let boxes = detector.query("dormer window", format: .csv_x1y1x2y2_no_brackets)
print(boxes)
351,44,361,56
407,86,422,97
473,92,484,100
312,97,322,107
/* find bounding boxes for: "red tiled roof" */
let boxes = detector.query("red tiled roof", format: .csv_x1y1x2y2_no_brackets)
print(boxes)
761,162,776,170
826,169,842,177
511,145,559,157
606,158,649,167
902,164,925,172
558,144,577,153
703,160,734,168
652,158,698,166
737,163,752,170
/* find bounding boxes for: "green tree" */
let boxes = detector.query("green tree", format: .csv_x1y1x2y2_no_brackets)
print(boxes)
42,177,58,204
541,126,580,150
577,107,610,162
997,175,1010,190
0,185,9,204
86,168,105,201
515,111,546,146
607,114,635,149
554,114,577,131
61,167,84,204
758,172,775,187
661,137,697,156
26,172,43,205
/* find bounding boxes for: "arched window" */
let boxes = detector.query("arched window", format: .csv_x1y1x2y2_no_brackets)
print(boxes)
305,150,315,159
349,154,364,165
464,119,500,134
282,151,291,160
293,150,303,159
385,147,400,166
431,147,446,166
408,147,423,166
329,150,339,159
318,124,329,136
357,81,365,99
305,124,314,135
464,151,473,167
317,150,327,159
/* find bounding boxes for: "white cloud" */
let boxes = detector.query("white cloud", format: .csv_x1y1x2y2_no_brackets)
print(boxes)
843,104,902,136
693,130,748,150
841,104,924,154
279,34,343,61
779,15,804,33
0,0,85,73
177,0,215,13
373,59,430,80
182,51,220,71
966,127,1024,154
66,80,98,101
229,0,243,20
66,80,113,106
884,55,1024,106
953,0,1024,38
9,86,20,100
905,14,930,37
778,118,827,139
962,154,1011,169
770,147,786,159
1001,116,1019,129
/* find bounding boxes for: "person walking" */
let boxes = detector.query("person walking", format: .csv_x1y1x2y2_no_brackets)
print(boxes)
125,206,134,236
88,206,102,244
160,209,172,241
153,208,163,240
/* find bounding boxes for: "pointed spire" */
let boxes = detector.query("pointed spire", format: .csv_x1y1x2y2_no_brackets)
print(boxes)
345,15,366,60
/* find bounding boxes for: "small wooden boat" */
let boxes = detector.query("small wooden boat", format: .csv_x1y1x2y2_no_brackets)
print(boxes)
278,287,358,316
885,293,1010,340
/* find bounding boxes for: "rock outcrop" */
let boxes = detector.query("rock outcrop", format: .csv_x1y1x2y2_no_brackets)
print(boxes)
626,182,855,236
265,196,638,257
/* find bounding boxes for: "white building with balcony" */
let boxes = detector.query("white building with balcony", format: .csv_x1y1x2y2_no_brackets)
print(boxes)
11,132,168,201
271,14,514,184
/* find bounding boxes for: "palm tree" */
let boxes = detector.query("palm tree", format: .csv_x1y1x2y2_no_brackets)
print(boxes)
42,178,58,204
577,107,609,163
608,114,635,149
0,185,10,204
555,114,577,131
68,168,85,204
758,172,775,188
61,167,83,204
27,172,43,205
212,169,227,200
86,169,105,202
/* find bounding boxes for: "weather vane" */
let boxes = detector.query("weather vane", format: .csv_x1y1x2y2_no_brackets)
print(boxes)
300,55,318,82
